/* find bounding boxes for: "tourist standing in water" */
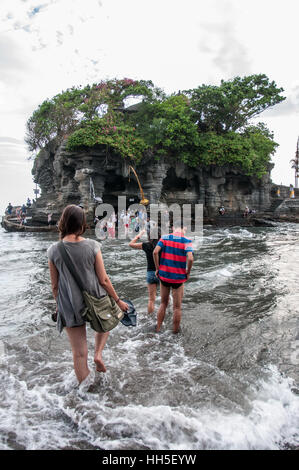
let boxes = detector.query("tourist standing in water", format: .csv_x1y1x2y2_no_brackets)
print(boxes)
129,228,161,314
107,216,115,239
153,221,193,334
47,205,128,384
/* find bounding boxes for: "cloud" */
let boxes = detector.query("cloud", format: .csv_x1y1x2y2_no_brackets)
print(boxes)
0,0,104,56
199,20,252,78
0,34,32,83
213,31,251,76
0,137,25,145
0,131,35,214
27,4,49,18
263,86,299,117
56,30,63,46
0,138,29,167
0,0,54,29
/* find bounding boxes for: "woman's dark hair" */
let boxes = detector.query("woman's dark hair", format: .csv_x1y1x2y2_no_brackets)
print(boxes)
58,205,87,239
148,227,161,247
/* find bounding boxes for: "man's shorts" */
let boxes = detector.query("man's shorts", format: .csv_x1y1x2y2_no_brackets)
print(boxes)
160,279,183,289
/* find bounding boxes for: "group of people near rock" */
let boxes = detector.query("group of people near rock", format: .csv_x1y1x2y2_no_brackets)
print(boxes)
5,198,32,225
218,205,256,218
48,204,194,385
94,211,118,238
243,206,256,218
94,209,158,239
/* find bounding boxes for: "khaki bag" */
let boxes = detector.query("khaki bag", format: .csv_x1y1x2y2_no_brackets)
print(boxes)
81,291,124,332
58,242,123,333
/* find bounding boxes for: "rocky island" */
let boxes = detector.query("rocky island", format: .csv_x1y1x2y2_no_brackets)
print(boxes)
18,75,299,227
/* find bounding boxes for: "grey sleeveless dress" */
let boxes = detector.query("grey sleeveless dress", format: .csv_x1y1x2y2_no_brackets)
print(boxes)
47,238,106,333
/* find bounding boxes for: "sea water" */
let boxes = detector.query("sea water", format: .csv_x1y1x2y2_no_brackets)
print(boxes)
0,224,298,450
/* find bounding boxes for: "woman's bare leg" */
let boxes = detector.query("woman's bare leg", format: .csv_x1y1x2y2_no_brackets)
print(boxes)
66,324,90,384
94,332,110,372
147,283,157,314
156,284,170,332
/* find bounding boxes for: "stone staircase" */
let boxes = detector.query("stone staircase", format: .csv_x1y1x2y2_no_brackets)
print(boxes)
264,198,284,214
278,198,299,211
267,197,299,221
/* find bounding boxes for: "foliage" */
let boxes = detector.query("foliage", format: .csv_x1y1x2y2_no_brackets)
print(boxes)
25,79,160,153
184,74,285,133
196,124,278,177
26,74,285,177
130,94,200,165
66,113,148,162
25,87,87,152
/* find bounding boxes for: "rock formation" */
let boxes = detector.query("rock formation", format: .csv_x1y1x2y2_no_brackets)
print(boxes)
31,140,297,226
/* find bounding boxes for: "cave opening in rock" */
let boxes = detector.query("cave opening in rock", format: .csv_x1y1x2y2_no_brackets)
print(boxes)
224,175,253,196
102,171,141,208
162,168,188,192
237,179,253,196
105,172,126,192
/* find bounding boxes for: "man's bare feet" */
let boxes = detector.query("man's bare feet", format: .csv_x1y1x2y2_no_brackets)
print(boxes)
94,356,107,372
173,326,181,334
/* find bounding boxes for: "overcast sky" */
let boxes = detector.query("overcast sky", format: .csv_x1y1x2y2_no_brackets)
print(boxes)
1,0,299,214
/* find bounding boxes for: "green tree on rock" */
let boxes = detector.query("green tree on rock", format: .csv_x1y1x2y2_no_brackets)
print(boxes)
184,74,285,133
25,79,160,153
25,74,285,177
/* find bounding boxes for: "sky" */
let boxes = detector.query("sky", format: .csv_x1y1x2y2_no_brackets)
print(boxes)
1,0,299,215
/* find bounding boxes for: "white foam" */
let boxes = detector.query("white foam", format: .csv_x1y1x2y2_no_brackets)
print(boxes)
0,336,298,451
85,366,299,450
192,264,239,290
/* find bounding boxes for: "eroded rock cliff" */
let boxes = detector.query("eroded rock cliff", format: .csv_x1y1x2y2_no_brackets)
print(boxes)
31,141,278,224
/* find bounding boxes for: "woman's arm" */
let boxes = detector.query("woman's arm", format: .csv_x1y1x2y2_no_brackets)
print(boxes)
48,260,59,300
128,228,145,249
153,245,162,277
95,250,128,311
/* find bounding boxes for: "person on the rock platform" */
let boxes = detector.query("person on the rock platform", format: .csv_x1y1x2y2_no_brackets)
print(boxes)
6,203,13,215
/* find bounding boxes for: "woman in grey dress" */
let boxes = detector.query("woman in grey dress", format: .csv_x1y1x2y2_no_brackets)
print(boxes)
48,205,128,384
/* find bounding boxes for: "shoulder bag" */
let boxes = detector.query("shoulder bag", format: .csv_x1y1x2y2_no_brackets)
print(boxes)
58,241,124,333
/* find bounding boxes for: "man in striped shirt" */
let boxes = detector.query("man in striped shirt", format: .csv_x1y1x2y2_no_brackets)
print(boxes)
153,220,194,333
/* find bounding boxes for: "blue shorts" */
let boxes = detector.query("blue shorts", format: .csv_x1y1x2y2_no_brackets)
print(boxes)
146,271,160,284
